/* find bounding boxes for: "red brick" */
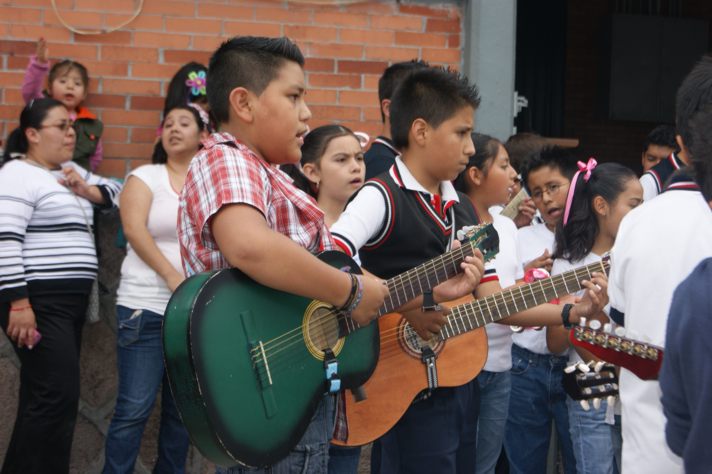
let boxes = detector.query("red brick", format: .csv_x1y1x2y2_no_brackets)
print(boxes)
44,10,104,29
192,35,224,51
0,104,23,120
344,3,395,16
101,45,158,63
0,40,35,55
131,96,164,111
338,60,387,75
363,74,380,90
426,18,461,34
340,29,394,46
134,32,191,49
421,48,461,64
304,57,334,73
49,43,99,61
223,21,281,37
79,60,128,78
6,55,30,70
163,49,211,65
308,73,361,89
9,25,72,42
0,71,25,85
102,109,161,127
101,126,129,142
0,7,42,24
285,25,338,42
449,34,461,49
254,6,311,23
339,90,378,106
76,31,133,45
399,4,456,18
309,43,363,59
142,1,196,17
371,15,423,32
3,88,24,105
365,46,420,62
165,18,220,35
95,158,129,178
130,127,160,143
129,159,151,170
198,3,254,19
74,0,138,12
103,78,161,95
313,12,369,28
396,32,447,48
309,105,361,121
105,13,164,31
304,88,337,105
84,94,126,109
362,106,382,122
131,63,187,80
103,142,154,161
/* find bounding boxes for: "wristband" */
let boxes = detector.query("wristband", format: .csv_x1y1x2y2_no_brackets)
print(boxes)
343,275,363,315
10,306,30,312
561,304,574,329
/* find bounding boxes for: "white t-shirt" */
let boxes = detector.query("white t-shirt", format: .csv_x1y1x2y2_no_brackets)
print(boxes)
482,213,524,372
116,164,183,314
608,188,712,474
512,223,556,355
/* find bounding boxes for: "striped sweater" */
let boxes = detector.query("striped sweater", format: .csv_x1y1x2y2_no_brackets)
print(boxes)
0,159,121,302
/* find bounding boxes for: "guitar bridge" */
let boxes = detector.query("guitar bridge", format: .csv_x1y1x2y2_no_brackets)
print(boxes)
252,340,273,388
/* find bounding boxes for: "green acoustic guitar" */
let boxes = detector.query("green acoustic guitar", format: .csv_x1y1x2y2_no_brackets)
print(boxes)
162,224,498,468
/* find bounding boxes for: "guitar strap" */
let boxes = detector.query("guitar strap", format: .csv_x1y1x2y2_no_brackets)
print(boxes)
323,349,341,394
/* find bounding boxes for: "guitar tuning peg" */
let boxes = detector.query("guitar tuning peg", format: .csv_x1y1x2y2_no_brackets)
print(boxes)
603,323,612,333
579,317,587,327
580,400,591,411
589,319,602,330
607,395,617,407
577,362,591,373
614,326,626,337
564,364,578,374
593,398,601,410
594,361,606,373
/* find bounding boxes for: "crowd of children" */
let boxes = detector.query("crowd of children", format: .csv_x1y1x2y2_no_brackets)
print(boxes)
1,34,711,474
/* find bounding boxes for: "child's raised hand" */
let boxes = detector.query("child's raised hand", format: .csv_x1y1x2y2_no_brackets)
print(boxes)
350,273,389,326
433,246,484,302
36,37,48,64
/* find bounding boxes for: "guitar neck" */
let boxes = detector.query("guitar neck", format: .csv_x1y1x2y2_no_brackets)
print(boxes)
439,259,610,341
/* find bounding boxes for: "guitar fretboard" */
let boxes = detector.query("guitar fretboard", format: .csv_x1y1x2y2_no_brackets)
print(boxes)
341,236,483,335
437,258,610,341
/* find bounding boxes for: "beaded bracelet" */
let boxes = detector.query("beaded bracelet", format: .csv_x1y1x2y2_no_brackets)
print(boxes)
343,275,363,315
338,273,359,312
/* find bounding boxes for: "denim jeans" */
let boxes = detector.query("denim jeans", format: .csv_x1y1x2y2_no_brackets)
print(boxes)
216,395,336,474
504,345,576,474
103,306,190,474
567,397,621,474
327,444,361,474
475,371,511,474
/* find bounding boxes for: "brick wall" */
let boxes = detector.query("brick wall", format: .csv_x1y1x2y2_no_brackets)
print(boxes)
0,0,463,178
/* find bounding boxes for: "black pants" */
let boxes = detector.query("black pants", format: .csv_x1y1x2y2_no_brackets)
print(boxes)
0,292,87,474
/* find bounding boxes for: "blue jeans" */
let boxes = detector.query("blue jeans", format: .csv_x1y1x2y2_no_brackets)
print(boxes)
328,444,361,474
567,397,621,474
103,306,189,474
505,345,576,474
216,395,336,474
475,371,511,474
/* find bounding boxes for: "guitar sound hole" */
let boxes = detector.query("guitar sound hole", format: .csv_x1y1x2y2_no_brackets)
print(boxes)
399,321,444,358
307,306,341,352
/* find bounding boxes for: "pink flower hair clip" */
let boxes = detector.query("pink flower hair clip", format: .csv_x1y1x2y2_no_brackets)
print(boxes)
186,70,207,96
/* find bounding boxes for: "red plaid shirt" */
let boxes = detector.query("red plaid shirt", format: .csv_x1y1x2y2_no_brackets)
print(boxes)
178,132,334,275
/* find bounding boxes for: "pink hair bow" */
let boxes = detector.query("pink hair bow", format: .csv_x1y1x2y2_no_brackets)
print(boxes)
563,157,598,226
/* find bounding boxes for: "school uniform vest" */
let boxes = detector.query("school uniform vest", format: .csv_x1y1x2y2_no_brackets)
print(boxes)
357,169,478,279
646,153,684,194
72,107,103,170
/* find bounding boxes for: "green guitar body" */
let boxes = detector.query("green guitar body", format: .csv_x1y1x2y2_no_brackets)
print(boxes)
162,251,375,468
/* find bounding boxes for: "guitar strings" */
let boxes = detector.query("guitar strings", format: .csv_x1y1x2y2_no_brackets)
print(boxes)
251,260,606,370
251,263,608,379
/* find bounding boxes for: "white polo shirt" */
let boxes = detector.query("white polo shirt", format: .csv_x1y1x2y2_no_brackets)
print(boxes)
608,186,712,474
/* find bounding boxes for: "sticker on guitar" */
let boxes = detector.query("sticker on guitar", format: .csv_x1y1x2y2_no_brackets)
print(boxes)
569,319,663,380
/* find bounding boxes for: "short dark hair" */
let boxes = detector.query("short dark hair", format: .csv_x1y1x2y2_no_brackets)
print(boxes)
3,98,65,165
152,105,207,164
453,133,502,194
676,55,712,151
642,124,679,153
690,104,712,201
281,124,359,198
504,132,546,171
553,163,637,262
207,36,305,124
389,67,481,150
520,146,579,194
377,60,430,123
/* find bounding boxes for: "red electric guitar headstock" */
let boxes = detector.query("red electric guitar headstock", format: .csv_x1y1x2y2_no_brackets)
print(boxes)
569,320,663,381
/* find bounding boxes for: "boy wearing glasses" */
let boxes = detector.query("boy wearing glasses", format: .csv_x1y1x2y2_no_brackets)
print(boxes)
504,146,579,473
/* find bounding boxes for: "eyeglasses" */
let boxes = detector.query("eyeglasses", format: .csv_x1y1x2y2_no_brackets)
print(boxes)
531,182,566,201
37,121,75,134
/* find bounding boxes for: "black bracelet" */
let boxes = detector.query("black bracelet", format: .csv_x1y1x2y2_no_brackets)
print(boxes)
561,304,574,329
338,274,359,312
